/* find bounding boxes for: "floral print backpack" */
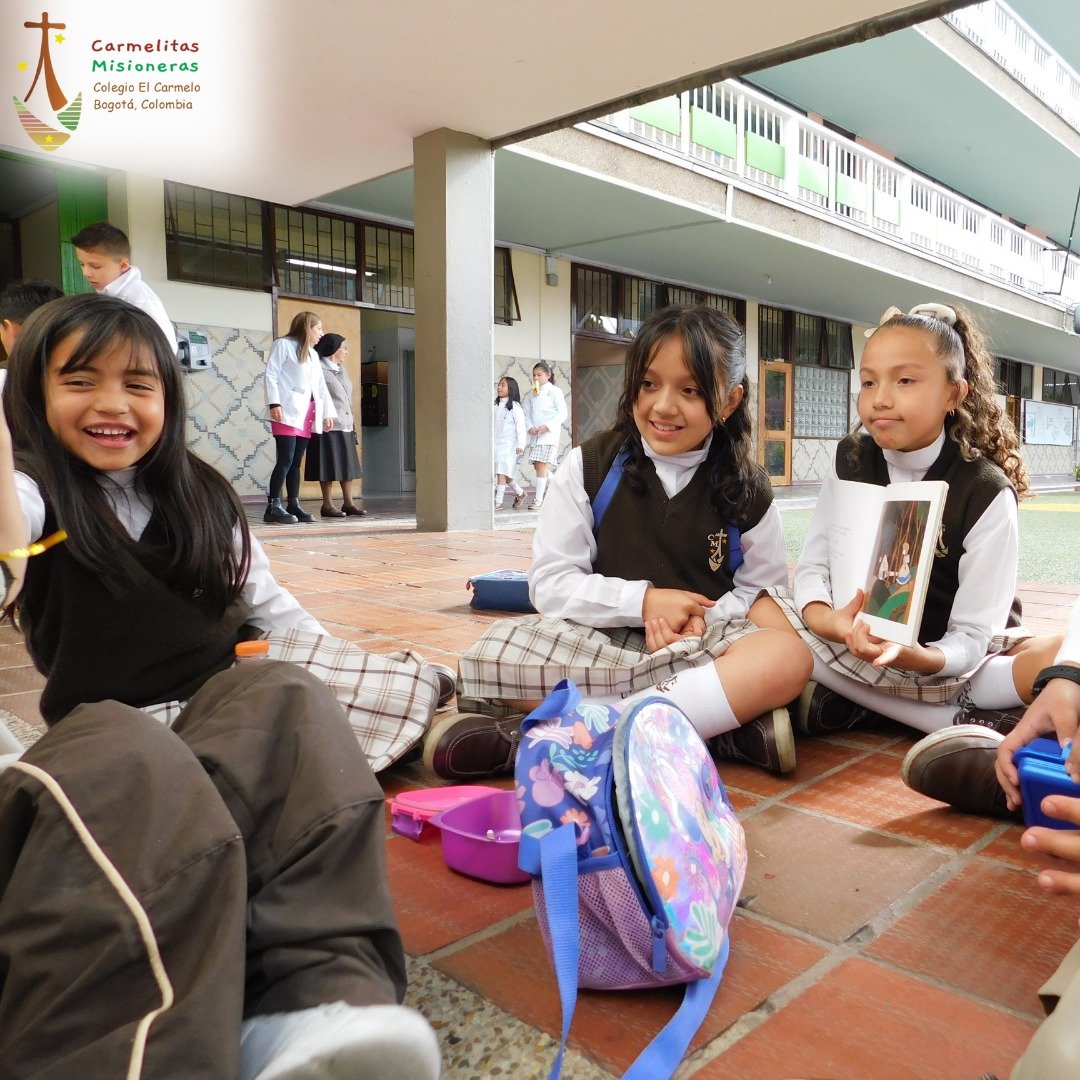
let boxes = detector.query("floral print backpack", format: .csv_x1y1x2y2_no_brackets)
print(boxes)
516,679,746,1080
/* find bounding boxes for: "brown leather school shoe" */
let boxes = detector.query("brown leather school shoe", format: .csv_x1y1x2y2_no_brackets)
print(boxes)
428,663,457,708
796,681,868,736
901,725,1021,820
712,707,796,775
423,712,523,780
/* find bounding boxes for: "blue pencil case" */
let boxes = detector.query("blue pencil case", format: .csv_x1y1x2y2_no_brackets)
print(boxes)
466,569,536,613
1013,738,1080,829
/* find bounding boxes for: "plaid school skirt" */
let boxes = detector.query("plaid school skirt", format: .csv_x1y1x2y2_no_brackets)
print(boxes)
141,629,438,773
528,442,559,466
458,613,762,703
768,586,1029,704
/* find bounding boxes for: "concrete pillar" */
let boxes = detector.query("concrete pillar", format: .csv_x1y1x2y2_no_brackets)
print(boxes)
413,128,494,531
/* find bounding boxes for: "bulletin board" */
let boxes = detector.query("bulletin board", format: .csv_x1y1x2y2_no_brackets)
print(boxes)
1023,398,1075,446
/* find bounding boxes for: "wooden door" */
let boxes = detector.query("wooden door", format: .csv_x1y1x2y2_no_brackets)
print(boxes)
757,359,792,486
274,295,362,500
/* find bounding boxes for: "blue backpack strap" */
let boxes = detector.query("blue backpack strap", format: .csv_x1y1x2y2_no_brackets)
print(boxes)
727,525,743,572
590,447,631,536
622,934,730,1080
537,821,581,1080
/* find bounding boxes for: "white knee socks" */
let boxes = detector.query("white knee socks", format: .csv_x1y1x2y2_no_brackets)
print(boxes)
494,483,506,507
588,663,740,739
534,476,549,502
509,479,523,496
810,657,957,734
965,654,1024,709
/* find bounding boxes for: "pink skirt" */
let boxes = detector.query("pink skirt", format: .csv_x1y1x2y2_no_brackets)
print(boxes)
271,398,315,438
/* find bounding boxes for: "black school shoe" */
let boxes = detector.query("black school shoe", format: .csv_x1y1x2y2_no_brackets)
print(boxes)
711,707,797,775
264,498,298,525
285,500,314,523
796,681,869,737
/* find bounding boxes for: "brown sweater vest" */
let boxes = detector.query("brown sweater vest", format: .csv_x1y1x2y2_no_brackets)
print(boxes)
22,509,250,723
580,430,773,599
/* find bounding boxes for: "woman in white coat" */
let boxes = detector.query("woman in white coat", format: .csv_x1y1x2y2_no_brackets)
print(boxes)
263,311,336,524
522,360,567,510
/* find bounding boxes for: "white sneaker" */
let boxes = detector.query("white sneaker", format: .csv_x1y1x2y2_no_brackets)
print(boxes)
240,1002,441,1080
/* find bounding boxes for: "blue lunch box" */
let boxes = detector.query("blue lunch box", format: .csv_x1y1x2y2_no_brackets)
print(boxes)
1013,738,1080,829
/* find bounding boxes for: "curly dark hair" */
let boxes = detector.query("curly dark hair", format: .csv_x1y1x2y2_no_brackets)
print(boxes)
860,306,1028,497
611,304,758,522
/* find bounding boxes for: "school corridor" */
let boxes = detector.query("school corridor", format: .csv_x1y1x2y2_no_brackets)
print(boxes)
0,494,1077,1079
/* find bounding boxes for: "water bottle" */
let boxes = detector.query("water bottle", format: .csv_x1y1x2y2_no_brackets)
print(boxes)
235,640,270,664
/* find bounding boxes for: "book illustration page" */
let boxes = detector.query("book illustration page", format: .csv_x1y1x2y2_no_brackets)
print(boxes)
860,499,931,628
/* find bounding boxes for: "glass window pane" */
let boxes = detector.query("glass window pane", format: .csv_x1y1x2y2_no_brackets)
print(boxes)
763,367,787,430
763,440,786,477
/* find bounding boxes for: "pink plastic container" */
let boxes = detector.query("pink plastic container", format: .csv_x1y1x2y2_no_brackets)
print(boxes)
431,790,530,885
389,785,502,841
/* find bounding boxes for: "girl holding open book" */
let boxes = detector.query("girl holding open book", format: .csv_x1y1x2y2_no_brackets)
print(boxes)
777,302,1061,743
425,304,812,781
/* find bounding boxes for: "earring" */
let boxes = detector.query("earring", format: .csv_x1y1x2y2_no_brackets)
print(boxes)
948,409,956,417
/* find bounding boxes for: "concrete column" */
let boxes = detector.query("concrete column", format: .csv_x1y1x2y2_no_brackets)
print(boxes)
413,128,494,531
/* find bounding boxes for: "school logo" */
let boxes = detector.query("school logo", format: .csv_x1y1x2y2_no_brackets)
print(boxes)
708,531,727,573
11,12,82,151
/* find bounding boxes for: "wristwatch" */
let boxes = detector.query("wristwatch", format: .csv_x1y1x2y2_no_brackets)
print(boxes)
1032,664,1080,696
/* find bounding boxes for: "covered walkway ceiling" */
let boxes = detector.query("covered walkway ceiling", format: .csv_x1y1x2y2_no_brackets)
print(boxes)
0,0,963,206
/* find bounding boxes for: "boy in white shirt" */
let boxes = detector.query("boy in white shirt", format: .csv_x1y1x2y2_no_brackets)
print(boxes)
71,221,179,354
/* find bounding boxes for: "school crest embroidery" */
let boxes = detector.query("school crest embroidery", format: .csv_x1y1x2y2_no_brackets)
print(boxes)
708,531,727,572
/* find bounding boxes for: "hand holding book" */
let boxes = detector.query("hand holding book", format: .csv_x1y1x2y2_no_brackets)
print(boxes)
845,618,946,675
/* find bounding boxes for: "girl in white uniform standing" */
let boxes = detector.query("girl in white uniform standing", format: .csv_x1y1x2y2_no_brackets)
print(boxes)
263,311,336,524
522,360,567,510
493,376,527,510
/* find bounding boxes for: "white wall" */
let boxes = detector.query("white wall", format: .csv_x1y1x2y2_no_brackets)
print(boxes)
493,251,571,366
108,172,272,332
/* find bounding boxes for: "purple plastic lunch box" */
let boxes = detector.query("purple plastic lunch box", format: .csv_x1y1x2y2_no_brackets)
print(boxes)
431,790,530,885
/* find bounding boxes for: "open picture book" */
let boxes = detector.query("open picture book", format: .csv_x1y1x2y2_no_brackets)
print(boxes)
827,479,948,648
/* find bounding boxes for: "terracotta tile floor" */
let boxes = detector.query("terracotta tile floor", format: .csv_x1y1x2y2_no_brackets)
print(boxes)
2,518,1077,1080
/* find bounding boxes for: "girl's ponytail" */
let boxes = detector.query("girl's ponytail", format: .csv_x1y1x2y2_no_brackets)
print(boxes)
949,309,1029,497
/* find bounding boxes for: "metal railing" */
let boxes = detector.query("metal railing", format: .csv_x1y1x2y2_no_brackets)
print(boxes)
945,1,1080,133
593,78,1076,306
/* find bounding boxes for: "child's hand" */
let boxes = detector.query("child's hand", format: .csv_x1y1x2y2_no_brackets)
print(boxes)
803,592,864,644
1021,797,1080,910
845,621,945,675
643,614,706,654
996,680,1080,810
643,587,715,636
323,418,334,432
516,447,524,457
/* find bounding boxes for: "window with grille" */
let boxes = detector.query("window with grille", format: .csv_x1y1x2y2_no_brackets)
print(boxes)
758,305,786,360
274,207,356,301
793,312,822,364
574,265,618,334
1042,366,1080,405
360,223,414,310
164,182,268,290
494,248,520,325
574,265,743,339
823,319,853,369
996,357,1033,399
619,276,663,338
